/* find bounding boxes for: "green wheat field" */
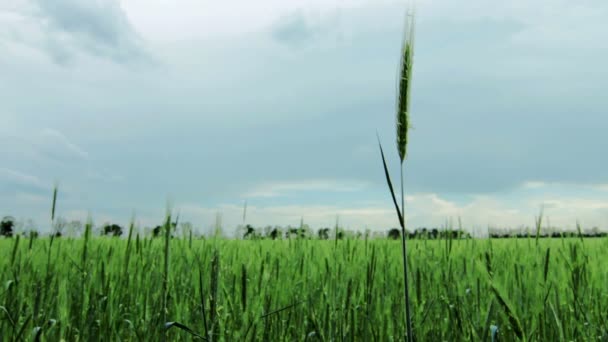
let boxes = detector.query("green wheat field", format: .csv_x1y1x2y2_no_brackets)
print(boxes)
1,225,607,341
2,3,607,342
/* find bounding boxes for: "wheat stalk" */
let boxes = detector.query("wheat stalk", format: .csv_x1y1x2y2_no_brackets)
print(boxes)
398,10,415,342
378,5,416,341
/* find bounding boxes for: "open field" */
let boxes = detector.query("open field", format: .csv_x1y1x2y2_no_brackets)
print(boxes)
3,0,607,341
1,231,607,341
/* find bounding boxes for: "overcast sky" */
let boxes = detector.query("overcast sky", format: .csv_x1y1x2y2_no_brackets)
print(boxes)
1,0,607,235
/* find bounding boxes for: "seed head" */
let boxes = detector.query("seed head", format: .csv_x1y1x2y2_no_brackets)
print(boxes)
396,11,416,163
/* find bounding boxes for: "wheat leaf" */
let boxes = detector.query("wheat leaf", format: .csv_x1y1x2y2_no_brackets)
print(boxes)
377,134,404,228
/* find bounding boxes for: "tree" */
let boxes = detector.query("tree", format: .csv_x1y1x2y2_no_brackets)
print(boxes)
269,227,281,240
67,220,83,236
290,220,311,239
286,227,299,239
243,224,258,239
152,225,162,238
430,228,439,239
318,228,330,240
1,216,15,237
102,223,123,237
387,228,400,240
53,217,68,237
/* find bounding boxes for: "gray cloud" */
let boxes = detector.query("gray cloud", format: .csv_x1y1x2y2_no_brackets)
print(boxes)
272,11,319,46
271,10,342,47
30,0,149,64
1,0,607,229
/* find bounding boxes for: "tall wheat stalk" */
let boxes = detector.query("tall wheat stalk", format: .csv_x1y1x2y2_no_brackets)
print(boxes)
377,6,415,342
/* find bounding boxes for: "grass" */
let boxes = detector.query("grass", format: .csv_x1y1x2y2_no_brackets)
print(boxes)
0,234,607,341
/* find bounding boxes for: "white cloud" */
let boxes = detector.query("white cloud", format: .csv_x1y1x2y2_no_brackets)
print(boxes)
14,191,47,204
86,170,125,183
0,167,47,190
522,181,546,189
242,179,370,198
0,127,89,165
35,128,89,160
120,0,380,41
592,184,608,192
175,189,608,237
177,202,396,236
402,193,528,232
4,185,606,235
520,181,608,193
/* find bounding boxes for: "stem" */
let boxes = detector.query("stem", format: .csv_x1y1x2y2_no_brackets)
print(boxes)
163,214,171,342
400,165,414,342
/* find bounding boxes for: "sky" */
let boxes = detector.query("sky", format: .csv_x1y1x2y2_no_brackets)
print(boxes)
1,0,607,236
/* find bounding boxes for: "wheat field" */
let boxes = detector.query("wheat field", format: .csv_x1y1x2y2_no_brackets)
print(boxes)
1,226,606,341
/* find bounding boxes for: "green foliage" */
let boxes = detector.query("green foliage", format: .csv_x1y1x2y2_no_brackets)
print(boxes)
1,237,606,341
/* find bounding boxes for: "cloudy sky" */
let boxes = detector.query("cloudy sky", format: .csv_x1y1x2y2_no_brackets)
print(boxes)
1,0,607,235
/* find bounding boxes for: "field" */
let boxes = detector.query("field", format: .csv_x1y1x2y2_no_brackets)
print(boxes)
1,229,607,341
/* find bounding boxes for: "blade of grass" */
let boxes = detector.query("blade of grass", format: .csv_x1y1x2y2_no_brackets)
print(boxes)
165,321,208,340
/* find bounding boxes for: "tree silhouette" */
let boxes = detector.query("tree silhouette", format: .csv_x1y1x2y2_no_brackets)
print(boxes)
152,225,162,238
53,217,67,237
286,227,298,239
430,228,439,239
1,216,15,237
269,228,281,240
102,224,123,237
318,228,330,240
387,228,400,240
243,224,258,239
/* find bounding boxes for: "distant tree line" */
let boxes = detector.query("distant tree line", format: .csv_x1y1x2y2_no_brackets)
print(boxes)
2,214,607,240
0,214,194,239
238,225,477,240
386,227,472,240
236,224,368,240
488,228,608,239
